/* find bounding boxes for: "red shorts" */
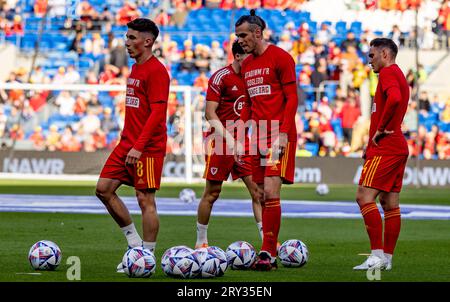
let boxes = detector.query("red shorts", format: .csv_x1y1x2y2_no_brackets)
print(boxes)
203,152,252,181
100,144,164,190
252,141,296,185
359,155,408,193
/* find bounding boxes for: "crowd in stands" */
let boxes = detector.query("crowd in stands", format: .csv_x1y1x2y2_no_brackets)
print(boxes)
0,0,449,159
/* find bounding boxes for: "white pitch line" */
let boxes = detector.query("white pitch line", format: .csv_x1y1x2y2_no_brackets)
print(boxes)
15,272,42,275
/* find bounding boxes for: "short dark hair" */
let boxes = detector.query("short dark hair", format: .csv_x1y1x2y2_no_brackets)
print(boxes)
369,38,398,58
231,40,245,56
127,18,159,39
235,9,266,32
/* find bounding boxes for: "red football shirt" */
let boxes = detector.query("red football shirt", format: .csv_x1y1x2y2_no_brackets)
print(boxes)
366,64,410,157
120,55,170,156
241,44,298,144
206,65,248,135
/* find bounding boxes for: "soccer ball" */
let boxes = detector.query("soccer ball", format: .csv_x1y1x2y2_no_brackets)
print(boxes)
122,247,156,278
28,240,62,270
179,188,197,203
225,241,256,269
162,246,200,278
161,245,193,273
278,239,309,267
196,246,229,278
315,183,330,195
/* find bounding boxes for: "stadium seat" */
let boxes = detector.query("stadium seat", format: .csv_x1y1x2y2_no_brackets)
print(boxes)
305,142,319,156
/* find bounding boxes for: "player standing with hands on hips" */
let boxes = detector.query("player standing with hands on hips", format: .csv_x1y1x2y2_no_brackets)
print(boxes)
95,18,170,272
354,38,409,271
235,9,298,271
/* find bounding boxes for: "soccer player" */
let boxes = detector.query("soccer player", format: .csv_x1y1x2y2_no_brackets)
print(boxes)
235,10,298,270
94,18,170,272
353,38,409,271
195,41,263,249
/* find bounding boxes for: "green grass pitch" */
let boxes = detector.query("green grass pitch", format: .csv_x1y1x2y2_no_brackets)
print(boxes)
0,179,449,282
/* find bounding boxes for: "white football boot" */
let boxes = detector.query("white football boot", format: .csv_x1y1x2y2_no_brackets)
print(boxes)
116,262,125,273
353,254,386,270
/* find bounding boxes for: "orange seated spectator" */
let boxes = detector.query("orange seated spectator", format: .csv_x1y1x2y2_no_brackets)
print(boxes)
5,15,24,36
168,92,179,117
45,125,61,151
99,64,119,84
30,126,45,150
220,0,235,9
379,0,397,10
9,124,24,140
154,9,170,27
34,0,48,17
74,95,88,116
188,0,203,9
193,71,209,92
116,1,141,26
92,128,107,150
59,126,82,152
29,90,49,112
77,0,99,22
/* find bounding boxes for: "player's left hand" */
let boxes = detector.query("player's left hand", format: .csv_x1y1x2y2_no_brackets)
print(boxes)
272,132,288,157
126,148,142,165
372,129,394,147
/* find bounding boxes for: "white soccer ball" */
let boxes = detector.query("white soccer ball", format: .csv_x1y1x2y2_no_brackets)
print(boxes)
315,183,330,195
179,188,197,203
162,246,200,278
278,239,309,267
225,241,256,270
122,247,156,278
196,246,229,278
28,240,62,270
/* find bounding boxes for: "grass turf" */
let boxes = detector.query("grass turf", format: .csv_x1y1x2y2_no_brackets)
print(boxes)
1,212,449,282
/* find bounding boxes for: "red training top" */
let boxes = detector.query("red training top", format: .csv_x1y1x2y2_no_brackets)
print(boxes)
121,55,170,156
366,64,410,158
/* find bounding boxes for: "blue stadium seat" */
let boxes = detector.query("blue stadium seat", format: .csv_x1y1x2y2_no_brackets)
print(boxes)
305,142,319,156
335,21,347,34
331,118,344,141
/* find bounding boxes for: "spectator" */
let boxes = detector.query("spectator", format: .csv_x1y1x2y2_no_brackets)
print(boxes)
64,65,81,84
29,125,45,150
170,2,189,29
154,9,170,27
116,1,141,25
45,124,61,151
101,107,120,133
402,100,418,134
34,0,48,17
340,97,361,144
79,107,101,134
193,71,208,92
311,64,328,88
109,38,129,69
54,90,76,116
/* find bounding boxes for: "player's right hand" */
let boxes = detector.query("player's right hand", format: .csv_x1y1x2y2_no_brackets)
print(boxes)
125,148,142,165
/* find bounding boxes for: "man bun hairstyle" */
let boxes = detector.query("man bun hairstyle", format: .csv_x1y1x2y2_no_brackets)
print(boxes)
235,9,266,32
369,38,398,58
127,18,159,40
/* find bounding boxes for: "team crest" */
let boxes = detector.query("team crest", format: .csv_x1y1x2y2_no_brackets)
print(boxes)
210,167,218,175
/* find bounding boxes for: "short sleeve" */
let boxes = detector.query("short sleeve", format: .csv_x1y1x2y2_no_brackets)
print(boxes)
205,72,223,103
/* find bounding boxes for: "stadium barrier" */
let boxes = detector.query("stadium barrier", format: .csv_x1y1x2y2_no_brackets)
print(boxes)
1,150,449,187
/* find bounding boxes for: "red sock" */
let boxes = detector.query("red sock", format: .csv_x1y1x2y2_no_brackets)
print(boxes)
384,207,401,255
360,202,383,250
261,198,281,257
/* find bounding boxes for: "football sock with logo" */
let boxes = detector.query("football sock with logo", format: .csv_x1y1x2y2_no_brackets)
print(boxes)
143,241,156,253
359,202,383,251
261,198,281,257
120,223,142,248
196,222,208,246
384,207,401,255
256,221,263,240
